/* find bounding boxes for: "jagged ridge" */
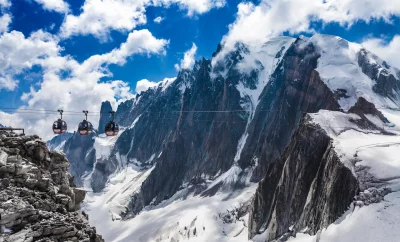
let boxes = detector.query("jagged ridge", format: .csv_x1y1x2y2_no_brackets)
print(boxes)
47,34,400,241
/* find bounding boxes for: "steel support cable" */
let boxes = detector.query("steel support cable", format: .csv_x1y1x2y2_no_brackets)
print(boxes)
1,106,400,115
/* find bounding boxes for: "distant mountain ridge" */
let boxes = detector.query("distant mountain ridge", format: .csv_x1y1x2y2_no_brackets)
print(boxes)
47,34,400,241
46,132,74,151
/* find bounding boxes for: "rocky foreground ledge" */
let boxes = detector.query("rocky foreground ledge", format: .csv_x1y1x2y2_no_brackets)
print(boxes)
0,131,103,242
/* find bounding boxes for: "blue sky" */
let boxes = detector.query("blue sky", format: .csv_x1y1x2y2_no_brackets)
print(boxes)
1,0,247,108
1,0,400,138
4,0,399,106
6,0,245,97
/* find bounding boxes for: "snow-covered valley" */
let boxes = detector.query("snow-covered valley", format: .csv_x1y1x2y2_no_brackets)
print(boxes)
83,135,257,242
84,169,257,242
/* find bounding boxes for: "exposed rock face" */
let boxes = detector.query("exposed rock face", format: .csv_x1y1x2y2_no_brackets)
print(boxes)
46,133,74,151
98,101,113,133
91,37,343,216
348,96,389,123
91,73,185,192
357,49,400,99
0,131,103,242
63,132,96,187
122,56,259,214
248,115,359,241
236,37,341,181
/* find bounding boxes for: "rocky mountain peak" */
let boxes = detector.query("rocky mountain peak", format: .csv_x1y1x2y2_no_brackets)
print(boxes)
302,34,400,110
98,101,113,133
0,131,103,241
348,97,390,124
212,42,250,75
46,132,74,151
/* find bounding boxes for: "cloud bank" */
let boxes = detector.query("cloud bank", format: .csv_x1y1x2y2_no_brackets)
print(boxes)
175,43,197,71
0,29,168,139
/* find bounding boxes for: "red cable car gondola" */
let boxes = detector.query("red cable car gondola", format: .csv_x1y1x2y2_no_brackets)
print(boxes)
52,109,67,134
105,111,119,136
78,110,93,136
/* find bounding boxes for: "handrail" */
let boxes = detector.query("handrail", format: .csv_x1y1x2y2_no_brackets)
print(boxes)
0,128,25,135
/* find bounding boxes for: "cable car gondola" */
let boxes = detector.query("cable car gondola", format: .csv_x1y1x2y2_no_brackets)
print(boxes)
105,111,119,136
78,110,93,136
52,109,67,134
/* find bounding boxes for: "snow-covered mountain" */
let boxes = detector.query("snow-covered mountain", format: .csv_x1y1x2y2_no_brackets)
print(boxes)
282,103,400,242
48,34,400,242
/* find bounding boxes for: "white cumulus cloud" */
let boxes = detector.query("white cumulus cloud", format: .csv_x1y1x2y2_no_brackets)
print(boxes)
157,0,226,16
175,43,197,71
60,0,148,40
0,30,60,91
0,0,11,9
33,0,69,13
0,13,11,34
0,74,16,90
362,35,400,70
0,29,168,140
154,16,164,23
135,77,177,93
0,0,11,34
80,29,169,72
135,79,159,93
59,0,226,40
216,0,400,62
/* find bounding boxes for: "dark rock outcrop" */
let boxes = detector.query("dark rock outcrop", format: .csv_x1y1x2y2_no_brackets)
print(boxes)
63,132,96,187
46,133,74,151
92,56,253,194
0,131,103,242
348,96,389,123
123,56,258,214
346,97,395,134
248,115,359,241
98,101,113,133
357,49,400,99
237,37,341,181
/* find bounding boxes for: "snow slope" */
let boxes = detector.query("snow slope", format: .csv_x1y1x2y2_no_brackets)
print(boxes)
310,34,400,110
83,161,257,242
234,36,295,163
235,36,295,111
